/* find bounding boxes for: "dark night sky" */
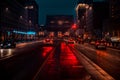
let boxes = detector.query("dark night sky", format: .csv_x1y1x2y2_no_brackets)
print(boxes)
35,0,77,25
35,0,105,25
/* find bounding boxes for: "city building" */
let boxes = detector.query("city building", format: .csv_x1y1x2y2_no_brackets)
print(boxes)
93,1,109,39
45,15,74,37
109,0,120,37
77,0,110,39
76,3,93,39
0,0,39,41
17,0,39,32
0,0,29,41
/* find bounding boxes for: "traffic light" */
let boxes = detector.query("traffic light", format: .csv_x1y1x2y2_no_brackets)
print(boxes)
72,24,77,29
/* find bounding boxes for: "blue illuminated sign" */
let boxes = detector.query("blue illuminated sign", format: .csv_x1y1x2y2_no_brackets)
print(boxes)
13,30,36,35
27,31,36,35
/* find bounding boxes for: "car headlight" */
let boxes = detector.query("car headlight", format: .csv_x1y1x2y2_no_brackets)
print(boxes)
8,43,11,46
0,44,3,46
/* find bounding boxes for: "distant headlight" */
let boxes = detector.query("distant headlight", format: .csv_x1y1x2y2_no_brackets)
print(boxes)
0,44,3,46
8,43,11,46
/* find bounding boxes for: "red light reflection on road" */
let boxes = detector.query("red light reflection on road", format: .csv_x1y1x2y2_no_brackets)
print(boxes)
38,42,87,79
96,50,120,63
96,50,108,65
68,44,74,48
60,42,80,72
42,47,53,57
96,50,108,57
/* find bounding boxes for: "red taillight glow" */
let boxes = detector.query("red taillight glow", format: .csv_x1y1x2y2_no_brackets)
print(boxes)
104,42,107,45
42,47,53,57
96,42,99,45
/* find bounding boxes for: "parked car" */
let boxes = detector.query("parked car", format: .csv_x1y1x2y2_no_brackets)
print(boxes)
76,38,84,44
95,40,107,49
90,39,96,45
0,40,16,48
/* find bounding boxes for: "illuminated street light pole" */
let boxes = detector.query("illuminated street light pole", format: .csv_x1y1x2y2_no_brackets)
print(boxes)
76,3,93,40
76,4,88,38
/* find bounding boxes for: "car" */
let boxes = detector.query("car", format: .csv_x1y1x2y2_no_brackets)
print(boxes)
90,39,96,45
76,38,84,44
0,40,16,48
95,40,107,49
67,38,75,44
43,38,53,45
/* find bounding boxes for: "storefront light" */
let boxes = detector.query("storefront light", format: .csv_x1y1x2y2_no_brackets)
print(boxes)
27,31,36,35
13,30,36,35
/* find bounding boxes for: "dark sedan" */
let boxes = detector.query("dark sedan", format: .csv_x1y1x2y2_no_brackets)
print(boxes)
0,40,16,48
95,40,107,49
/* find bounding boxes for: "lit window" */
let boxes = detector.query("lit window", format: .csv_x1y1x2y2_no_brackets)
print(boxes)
112,16,114,18
29,6,34,9
64,21,69,23
20,16,23,19
50,21,55,23
58,20,63,25
89,7,92,10
85,5,89,9
5,8,9,11
29,20,32,23
25,6,28,9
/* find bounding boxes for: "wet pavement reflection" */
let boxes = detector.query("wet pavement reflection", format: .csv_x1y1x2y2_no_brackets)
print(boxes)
96,50,120,80
0,49,14,59
42,47,53,57
75,43,120,80
37,42,90,80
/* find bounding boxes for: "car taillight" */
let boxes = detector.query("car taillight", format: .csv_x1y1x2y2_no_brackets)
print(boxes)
50,41,53,43
96,42,99,45
43,40,46,43
104,42,107,45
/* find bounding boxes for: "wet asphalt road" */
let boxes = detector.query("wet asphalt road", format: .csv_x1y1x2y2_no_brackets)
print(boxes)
75,43,120,80
0,41,90,80
34,42,90,80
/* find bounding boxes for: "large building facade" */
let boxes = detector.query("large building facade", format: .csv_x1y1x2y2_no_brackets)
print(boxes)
46,15,74,32
93,1,109,38
17,0,39,32
76,1,93,39
45,15,74,37
0,0,29,41
0,0,39,41
77,0,110,39
109,0,120,37
76,0,120,40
